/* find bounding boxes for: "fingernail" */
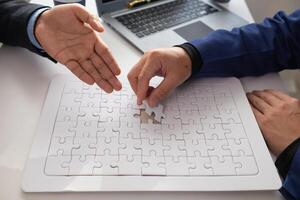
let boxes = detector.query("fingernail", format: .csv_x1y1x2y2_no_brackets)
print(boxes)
149,100,157,108
137,99,141,105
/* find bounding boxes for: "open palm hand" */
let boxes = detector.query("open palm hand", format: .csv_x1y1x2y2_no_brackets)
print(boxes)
35,4,121,93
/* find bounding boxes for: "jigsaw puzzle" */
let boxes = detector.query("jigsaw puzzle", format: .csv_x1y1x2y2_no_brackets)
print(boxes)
45,80,259,177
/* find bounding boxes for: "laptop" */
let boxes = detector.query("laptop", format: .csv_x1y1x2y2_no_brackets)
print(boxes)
96,0,248,52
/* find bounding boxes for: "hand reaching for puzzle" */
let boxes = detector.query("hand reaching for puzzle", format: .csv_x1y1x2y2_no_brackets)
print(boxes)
127,47,192,107
247,90,300,156
35,4,122,93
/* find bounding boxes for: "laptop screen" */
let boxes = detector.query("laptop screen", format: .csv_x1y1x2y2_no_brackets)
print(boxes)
96,0,128,15
96,0,163,15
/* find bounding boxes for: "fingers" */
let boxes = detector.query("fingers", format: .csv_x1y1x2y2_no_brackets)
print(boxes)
80,60,113,93
71,4,104,32
136,59,161,105
95,37,121,75
148,76,177,107
88,14,104,33
127,57,147,95
90,53,122,91
251,90,282,106
250,103,264,124
265,89,294,101
65,60,94,85
247,93,271,114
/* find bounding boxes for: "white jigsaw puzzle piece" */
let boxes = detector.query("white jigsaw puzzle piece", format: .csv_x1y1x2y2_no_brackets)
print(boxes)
143,100,166,122
45,152,71,175
62,155,101,175
93,150,119,175
142,151,166,176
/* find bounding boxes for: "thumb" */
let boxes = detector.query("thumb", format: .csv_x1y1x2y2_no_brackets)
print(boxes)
148,76,177,107
73,4,104,32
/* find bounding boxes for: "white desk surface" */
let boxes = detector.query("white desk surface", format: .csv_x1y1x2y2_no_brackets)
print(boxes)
0,0,285,199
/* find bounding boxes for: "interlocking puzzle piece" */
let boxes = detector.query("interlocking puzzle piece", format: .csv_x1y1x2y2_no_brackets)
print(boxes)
81,83,102,94
200,123,226,140
75,93,101,107
140,121,162,144
142,151,166,176
56,106,80,122
227,138,253,156
62,155,101,175
63,81,84,94
98,121,120,128
161,123,184,140
119,135,142,160
223,123,247,140
48,136,80,156
45,152,71,175
215,96,236,109
206,138,231,162
174,110,202,125
176,85,195,98
115,94,145,110
199,112,222,125
100,94,121,108
177,100,199,112
72,120,99,137
192,96,217,112
143,100,166,122
182,131,205,144
135,138,167,157
60,93,82,107
164,156,189,176
193,88,214,99
233,153,258,175
112,154,143,175
97,126,120,140
162,101,180,113
188,152,213,176
212,84,232,98
99,107,126,122
52,121,76,138
163,135,187,161
216,106,242,123
119,108,141,124
90,136,125,155
113,122,141,139
180,138,214,157
72,135,97,160
161,112,182,125
205,156,238,175
93,149,119,175
77,106,101,122
181,122,203,132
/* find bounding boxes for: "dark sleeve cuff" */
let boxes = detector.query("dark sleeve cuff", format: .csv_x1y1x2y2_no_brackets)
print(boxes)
275,137,300,179
175,43,203,77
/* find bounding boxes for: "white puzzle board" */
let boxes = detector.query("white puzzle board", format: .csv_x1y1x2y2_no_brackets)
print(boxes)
22,75,281,192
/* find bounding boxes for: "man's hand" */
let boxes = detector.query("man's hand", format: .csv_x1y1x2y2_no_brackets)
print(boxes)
247,90,300,156
127,47,192,107
35,4,121,93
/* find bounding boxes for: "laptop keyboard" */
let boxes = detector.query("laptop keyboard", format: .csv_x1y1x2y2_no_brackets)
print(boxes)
45,80,259,176
115,0,219,38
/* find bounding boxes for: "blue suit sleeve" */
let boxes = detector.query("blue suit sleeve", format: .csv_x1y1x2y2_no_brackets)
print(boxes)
279,147,300,200
190,9,300,77
27,7,50,50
